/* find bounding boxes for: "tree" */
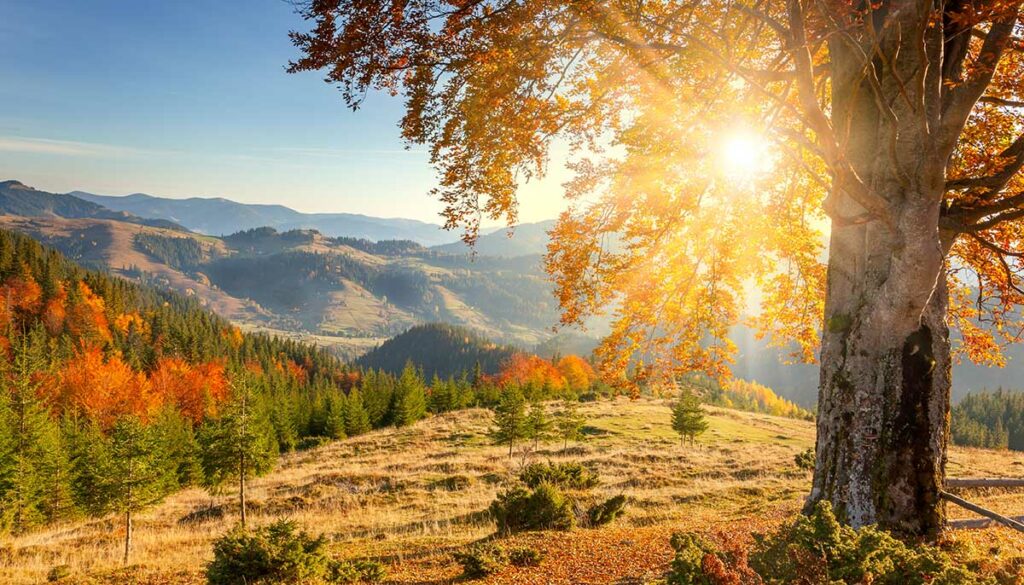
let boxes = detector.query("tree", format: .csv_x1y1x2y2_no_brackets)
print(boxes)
0,334,67,533
525,401,552,449
555,400,586,450
343,387,372,436
199,376,278,527
391,361,427,427
289,1,1024,536
491,386,528,457
80,417,175,565
671,389,708,447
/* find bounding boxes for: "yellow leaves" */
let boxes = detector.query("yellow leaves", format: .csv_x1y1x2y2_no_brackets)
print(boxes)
113,312,150,337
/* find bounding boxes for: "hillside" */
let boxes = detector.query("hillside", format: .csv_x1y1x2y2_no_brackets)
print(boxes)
72,190,456,245
3,398,1020,584
356,323,519,379
0,192,564,349
431,220,556,257
0,181,185,231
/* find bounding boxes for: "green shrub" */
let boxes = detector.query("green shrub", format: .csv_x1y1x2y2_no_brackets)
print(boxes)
519,461,599,490
206,520,385,585
330,559,387,584
206,520,331,585
587,494,627,527
454,543,507,579
490,483,575,534
507,545,544,567
667,502,992,585
794,447,815,471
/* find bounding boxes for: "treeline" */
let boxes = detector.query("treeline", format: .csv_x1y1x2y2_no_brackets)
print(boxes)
356,323,517,380
686,375,814,420
133,233,207,270
951,388,1024,450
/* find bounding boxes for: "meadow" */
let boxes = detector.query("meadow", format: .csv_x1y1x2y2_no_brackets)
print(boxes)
4,398,1023,584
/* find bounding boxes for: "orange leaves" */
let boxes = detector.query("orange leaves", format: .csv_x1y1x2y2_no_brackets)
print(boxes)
42,283,67,335
0,265,43,328
57,346,154,429
555,355,596,391
498,353,567,391
222,326,244,349
149,357,229,423
113,312,150,337
67,281,111,344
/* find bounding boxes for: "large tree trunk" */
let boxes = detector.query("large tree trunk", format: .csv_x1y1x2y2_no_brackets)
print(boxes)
806,7,954,537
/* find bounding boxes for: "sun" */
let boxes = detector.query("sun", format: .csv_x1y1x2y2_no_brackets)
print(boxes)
715,130,774,181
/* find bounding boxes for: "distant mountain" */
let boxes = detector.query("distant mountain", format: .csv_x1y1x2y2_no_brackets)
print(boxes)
0,181,185,231
356,323,518,379
432,220,556,257
72,190,457,245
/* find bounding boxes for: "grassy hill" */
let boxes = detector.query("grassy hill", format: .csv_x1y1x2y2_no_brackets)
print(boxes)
4,398,1020,584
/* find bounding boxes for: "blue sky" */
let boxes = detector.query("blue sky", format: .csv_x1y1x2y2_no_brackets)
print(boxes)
0,0,565,223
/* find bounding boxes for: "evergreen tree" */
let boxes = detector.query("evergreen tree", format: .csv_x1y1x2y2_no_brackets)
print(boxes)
525,401,552,449
344,387,372,436
153,407,204,488
361,369,394,427
391,361,427,427
671,389,708,447
491,386,527,457
81,417,176,564
0,334,67,533
324,391,348,440
199,376,278,527
555,400,586,450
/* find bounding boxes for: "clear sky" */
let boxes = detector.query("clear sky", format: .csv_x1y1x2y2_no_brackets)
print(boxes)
0,0,566,224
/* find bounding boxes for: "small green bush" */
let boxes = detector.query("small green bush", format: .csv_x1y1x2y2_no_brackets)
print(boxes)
587,494,627,527
667,502,992,585
507,545,544,567
794,447,815,471
519,461,599,490
206,520,385,585
454,543,507,579
330,559,387,584
490,483,575,534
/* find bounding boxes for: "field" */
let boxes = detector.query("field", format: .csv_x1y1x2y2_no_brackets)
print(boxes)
3,398,1024,584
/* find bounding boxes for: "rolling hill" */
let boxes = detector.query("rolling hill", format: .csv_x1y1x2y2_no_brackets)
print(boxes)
72,189,457,245
356,323,519,379
0,180,185,231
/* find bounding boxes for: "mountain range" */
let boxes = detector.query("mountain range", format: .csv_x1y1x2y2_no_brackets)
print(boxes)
2,178,1023,406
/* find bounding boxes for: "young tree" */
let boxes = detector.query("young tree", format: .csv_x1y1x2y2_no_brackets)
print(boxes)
391,361,427,427
343,387,372,436
525,401,552,449
671,390,709,447
199,377,278,527
0,333,68,533
80,417,175,565
491,386,528,458
288,1,1024,535
555,400,586,450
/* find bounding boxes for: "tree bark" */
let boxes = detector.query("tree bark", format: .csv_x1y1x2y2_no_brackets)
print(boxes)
123,508,133,565
239,452,247,528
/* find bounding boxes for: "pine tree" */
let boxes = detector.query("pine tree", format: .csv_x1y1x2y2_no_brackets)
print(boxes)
555,400,586,450
153,407,203,488
361,369,394,427
491,386,527,457
82,416,175,564
324,391,348,440
525,401,552,449
391,361,427,427
0,334,67,533
344,387,372,436
671,389,708,447
199,376,278,527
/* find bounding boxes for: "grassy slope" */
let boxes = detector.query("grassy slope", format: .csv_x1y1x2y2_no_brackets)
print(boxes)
3,399,1023,584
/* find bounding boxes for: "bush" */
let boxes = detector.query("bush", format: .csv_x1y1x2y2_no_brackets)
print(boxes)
507,545,544,567
206,520,385,585
587,495,627,527
490,483,575,534
519,461,599,490
667,502,991,585
454,543,507,579
794,447,815,471
47,565,71,582
330,559,386,584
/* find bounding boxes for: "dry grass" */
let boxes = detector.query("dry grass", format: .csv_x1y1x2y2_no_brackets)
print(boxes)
2,398,1023,584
